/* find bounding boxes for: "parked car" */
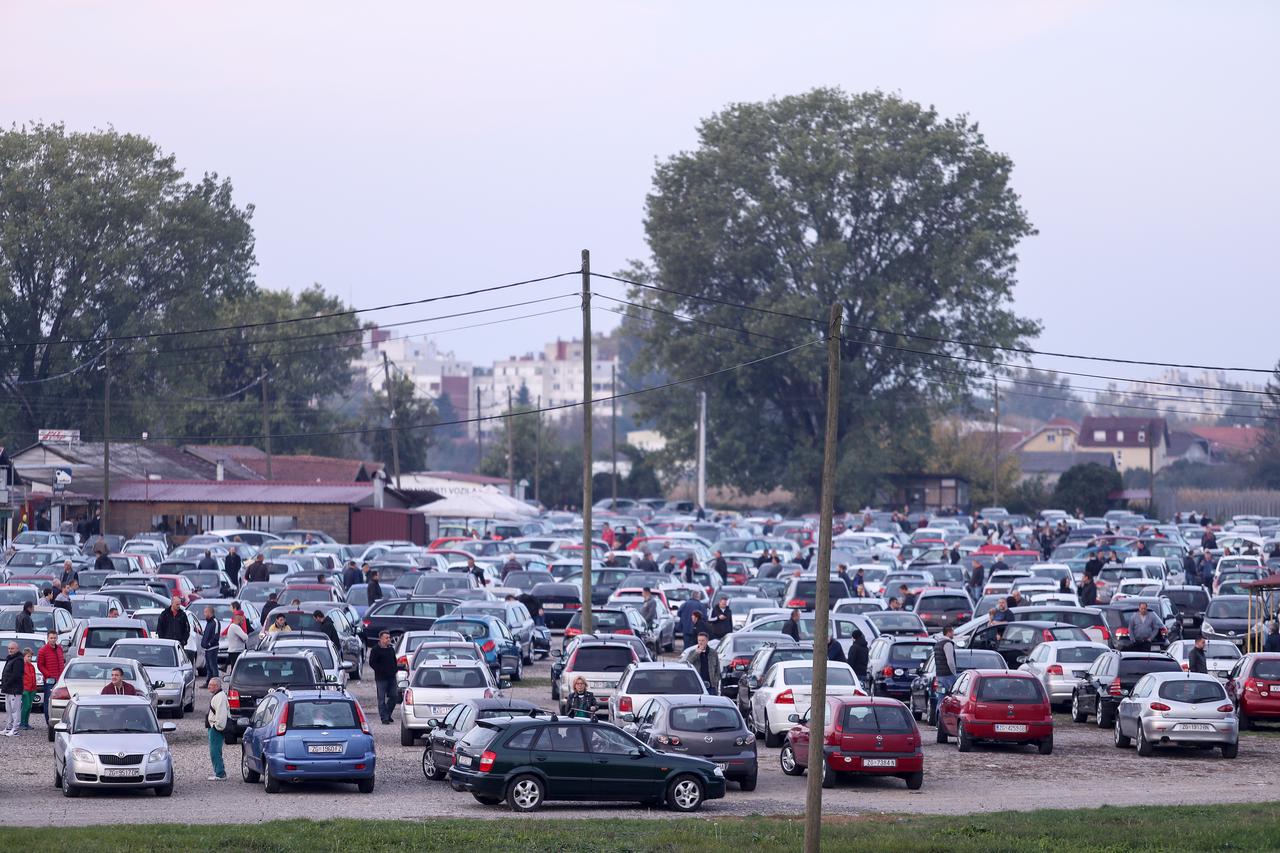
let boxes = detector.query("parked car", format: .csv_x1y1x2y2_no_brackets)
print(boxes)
554,640,638,716
431,614,525,681
936,669,1054,754
450,600,537,663
420,698,543,781
608,661,706,724
66,617,150,660
748,660,862,747
361,597,461,647
530,582,582,630
1166,639,1241,678
712,631,791,699
1114,671,1239,757
967,620,1090,667
624,694,758,790
223,651,328,744
132,607,202,669
239,684,376,792
1070,650,1182,727
1161,585,1212,640
863,610,928,638
735,641,812,718
910,590,974,630
47,656,158,740
1225,653,1280,729
563,607,652,651
780,695,923,789
910,648,1007,725
107,638,195,718
258,634,354,687
400,659,506,746
53,695,176,797
1200,595,1263,649
1099,598,1181,650
1018,641,1109,706
865,638,933,701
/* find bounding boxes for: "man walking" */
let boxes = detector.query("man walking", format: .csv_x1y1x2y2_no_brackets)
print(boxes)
200,606,220,686
36,631,64,726
677,589,706,648
1,642,22,736
1187,637,1209,674
368,630,398,724
682,632,720,695
206,678,228,780
1127,601,1162,652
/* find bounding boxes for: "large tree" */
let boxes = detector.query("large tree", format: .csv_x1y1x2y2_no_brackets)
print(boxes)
1250,361,1280,488
623,89,1039,506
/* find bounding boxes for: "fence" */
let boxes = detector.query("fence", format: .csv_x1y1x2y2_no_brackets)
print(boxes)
1165,488,1280,520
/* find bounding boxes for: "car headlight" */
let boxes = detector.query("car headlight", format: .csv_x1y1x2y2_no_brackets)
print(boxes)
148,747,170,764
1201,620,1214,635
70,748,94,763
712,765,725,777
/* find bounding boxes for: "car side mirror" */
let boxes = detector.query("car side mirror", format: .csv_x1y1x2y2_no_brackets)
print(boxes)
787,713,800,723
1016,655,1029,664
552,650,562,659
622,713,636,723
152,681,164,690
161,722,177,732
498,679,511,690
54,722,68,733
747,676,759,690
341,661,355,671
630,747,645,759
426,718,440,729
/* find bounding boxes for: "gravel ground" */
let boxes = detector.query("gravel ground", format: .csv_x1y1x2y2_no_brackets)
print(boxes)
2,650,1278,825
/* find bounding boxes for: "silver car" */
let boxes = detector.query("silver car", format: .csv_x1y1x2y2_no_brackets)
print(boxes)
108,638,195,719
47,656,158,740
1018,641,1110,705
53,695,175,797
1114,671,1239,757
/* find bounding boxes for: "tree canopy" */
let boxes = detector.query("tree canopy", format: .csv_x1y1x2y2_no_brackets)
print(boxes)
1053,463,1121,516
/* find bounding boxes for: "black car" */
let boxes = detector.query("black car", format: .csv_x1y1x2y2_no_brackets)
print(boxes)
1200,594,1264,649
421,698,543,782
530,582,582,631
735,641,812,719
910,590,974,630
563,607,650,652
222,651,327,743
865,638,934,700
712,631,791,698
1070,650,1181,728
1160,585,1211,640
965,620,1090,668
908,648,1007,725
361,596,461,646
864,610,929,638
1099,597,1181,650
782,576,852,611
448,716,726,812
561,568,634,607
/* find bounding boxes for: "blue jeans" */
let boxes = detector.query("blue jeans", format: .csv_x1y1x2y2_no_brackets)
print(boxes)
375,678,396,723
208,727,225,778
203,648,219,684
42,682,52,723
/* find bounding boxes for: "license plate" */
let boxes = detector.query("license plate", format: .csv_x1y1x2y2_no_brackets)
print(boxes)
1183,618,1195,626
862,758,897,767
1175,723,1215,732
543,603,563,609
715,763,727,771
307,744,343,753
103,768,138,777
457,755,473,767
994,723,1027,733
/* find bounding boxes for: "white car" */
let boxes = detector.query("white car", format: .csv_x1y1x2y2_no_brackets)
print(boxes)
1026,563,1077,593
260,635,352,687
400,659,504,745
832,597,888,615
608,661,706,725
748,660,863,746
848,566,891,596
1165,639,1241,679
1112,578,1164,602
1028,592,1082,607
982,570,1032,597
1017,640,1109,705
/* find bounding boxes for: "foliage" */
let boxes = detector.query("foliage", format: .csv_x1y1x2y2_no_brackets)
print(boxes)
623,88,1039,508
1053,463,1122,516
1005,476,1052,516
994,368,1086,422
926,420,1022,508
358,371,438,472
1251,363,1280,488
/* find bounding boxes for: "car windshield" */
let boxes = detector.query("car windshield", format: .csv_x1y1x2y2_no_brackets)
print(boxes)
795,580,851,599
433,620,489,640
70,599,116,618
782,667,855,686
627,670,704,694
281,587,332,603
113,645,179,667
87,627,145,648
415,646,479,663
411,666,489,689
576,611,627,631
1206,600,1249,619
1057,646,1105,664
65,661,139,681
233,658,315,686
669,706,741,732
867,613,923,630
289,699,358,728
572,647,634,672
1099,568,1144,583
72,704,158,734
1157,679,1225,704
916,596,970,612
976,676,1043,703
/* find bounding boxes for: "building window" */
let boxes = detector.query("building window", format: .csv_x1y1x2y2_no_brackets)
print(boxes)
1093,430,1106,442
1137,430,1146,443
1046,434,1056,444
1116,431,1125,443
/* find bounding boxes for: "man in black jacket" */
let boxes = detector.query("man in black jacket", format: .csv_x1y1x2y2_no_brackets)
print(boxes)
712,551,728,582
1083,553,1105,581
312,611,341,651
93,544,113,573
197,549,219,575
260,592,280,625
1188,637,1209,674
245,555,270,583
848,630,870,682
342,560,362,590
367,630,399,724
2,641,24,735
224,548,242,588
15,602,35,635
157,597,190,647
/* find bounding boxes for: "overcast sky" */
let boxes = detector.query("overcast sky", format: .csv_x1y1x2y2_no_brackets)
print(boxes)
4,1,1277,382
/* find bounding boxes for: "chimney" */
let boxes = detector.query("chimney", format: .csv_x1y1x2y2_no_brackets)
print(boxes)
216,461,225,481
373,473,385,508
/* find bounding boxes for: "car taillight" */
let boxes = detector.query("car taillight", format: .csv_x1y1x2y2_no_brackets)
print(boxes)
1095,580,1107,587
228,688,240,710
481,640,496,653
1115,627,1130,637
51,686,70,701
787,599,806,608
1159,627,1168,637
1109,678,1123,697
1046,665,1063,676
657,734,682,745
276,702,289,736
1149,702,1171,712
619,696,633,712
1244,678,1259,693
731,656,752,670
478,750,497,773
565,627,581,638
957,613,970,621
775,689,794,704
882,666,896,677
363,618,371,627
615,628,633,636
354,701,370,734
397,656,407,668
931,678,939,692
1042,629,1055,642
78,636,87,656
1097,625,1111,641
404,689,414,705
140,628,149,638
1181,662,1190,671
1218,704,1234,713
565,602,581,609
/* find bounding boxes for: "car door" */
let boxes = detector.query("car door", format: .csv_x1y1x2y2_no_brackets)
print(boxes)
1081,655,1108,714
244,695,277,770
995,624,1036,668
587,723,658,798
750,667,777,730
789,707,812,768
530,724,592,797
939,671,970,734
911,654,935,716
1117,675,1151,738
437,704,471,766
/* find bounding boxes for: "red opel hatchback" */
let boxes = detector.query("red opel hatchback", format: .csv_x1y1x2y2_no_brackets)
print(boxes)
779,696,923,789
937,669,1054,754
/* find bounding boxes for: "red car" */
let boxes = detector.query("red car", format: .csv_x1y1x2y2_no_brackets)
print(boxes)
937,669,1054,754
151,574,197,606
778,696,923,789
1226,653,1280,729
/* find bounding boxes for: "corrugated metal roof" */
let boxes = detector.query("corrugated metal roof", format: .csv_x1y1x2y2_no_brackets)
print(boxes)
110,480,377,505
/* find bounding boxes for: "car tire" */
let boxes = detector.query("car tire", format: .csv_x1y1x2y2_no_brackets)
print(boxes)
1135,725,1154,757
763,727,783,749
422,748,441,781
780,743,803,776
506,774,545,812
957,722,974,753
1071,693,1088,724
472,794,502,805
62,776,79,798
820,761,837,789
904,770,924,790
241,747,260,783
264,764,281,793
54,765,62,788
936,722,949,744
1113,719,1131,749
47,725,55,743
357,777,375,793
1097,703,1114,729
1037,736,1053,756
1238,708,1252,731
400,723,415,747
172,703,184,720
739,772,758,792
1222,741,1239,759
667,774,705,812
155,782,173,797
512,656,524,682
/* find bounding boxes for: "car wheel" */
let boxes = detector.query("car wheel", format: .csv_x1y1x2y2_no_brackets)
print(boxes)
154,782,173,797
422,748,441,781
764,727,783,749
62,775,79,798
172,702,184,720
1135,725,1154,757
1071,693,1088,724
820,761,837,789
1113,718,1131,749
357,777,375,793
54,764,62,788
400,723,415,747
472,794,502,805
739,772,758,792
264,764,281,793
1037,736,1053,756
1222,741,1239,759
1238,708,1252,731
667,774,705,812
506,774,545,812
1097,703,1114,729
47,725,55,743
903,770,924,790
241,747,260,783
512,656,523,682
957,722,974,753
936,721,949,744
779,743,803,776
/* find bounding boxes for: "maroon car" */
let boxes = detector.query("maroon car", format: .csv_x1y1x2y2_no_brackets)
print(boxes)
779,696,923,789
937,669,1054,754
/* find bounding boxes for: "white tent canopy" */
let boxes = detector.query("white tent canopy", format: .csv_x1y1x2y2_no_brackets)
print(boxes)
415,486,537,520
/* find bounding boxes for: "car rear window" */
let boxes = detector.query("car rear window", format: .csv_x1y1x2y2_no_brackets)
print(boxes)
87,627,145,648
233,658,315,686
460,723,500,751
1157,679,1225,704
669,706,742,732
412,666,489,689
955,650,1006,670
795,580,851,599
65,660,140,681
1057,646,1105,664
434,620,488,640
1045,611,1103,629
868,613,925,631
289,699,358,728
113,644,179,667
842,704,915,733
887,643,933,664
571,647,634,672
916,596,970,611
1252,660,1280,680
1118,658,1182,677
782,667,855,687
976,676,1044,703
627,670,704,694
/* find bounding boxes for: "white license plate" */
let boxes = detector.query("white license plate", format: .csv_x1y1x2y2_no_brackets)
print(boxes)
1175,723,1215,732
715,763,727,771
543,603,563,609
994,723,1028,733
457,755,473,767
307,744,343,753
862,758,897,767
1183,618,1196,626
103,768,139,777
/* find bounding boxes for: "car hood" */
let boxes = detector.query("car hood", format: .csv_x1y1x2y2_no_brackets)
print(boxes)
68,732,167,752
63,679,149,697
142,666,186,683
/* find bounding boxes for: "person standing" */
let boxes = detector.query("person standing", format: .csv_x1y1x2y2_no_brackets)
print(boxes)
826,636,847,664
682,632,720,695
707,596,733,641
93,544,113,574
200,606,220,686
260,592,280,625
15,602,34,635
1083,552,1104,582
1187,637,1209,674
57,559,77,589
197,549,219,575
677,589,706,648
712,551,728,582
19,648,37,730
1265,621,1280,653
157,596,190,646
342,560,362,591
1,642,22,736
639,588,658,631
206,678,228,781
312,611,341,651
367,569,385,602
368,630,399,725
968,559,985,603
1078,574,1098,607
933,626,960,701
1127,602,1161,652
223,611,249,673
601,523,615,551
848,630,870,682
782,608,802,641
36,631,64,726
224,547,242,588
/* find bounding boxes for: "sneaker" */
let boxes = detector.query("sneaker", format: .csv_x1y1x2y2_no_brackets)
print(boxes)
207,774,227,781
3,730,16,737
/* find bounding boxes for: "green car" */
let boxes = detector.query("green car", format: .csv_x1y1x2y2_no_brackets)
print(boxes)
448,716,726,812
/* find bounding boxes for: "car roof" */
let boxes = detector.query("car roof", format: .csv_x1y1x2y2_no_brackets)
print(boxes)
647,693,737,709
970,668,1035,678
628,661,696,670
110,637,182,647
1142,671,1222,683
80,617,147,627
70,694,152,706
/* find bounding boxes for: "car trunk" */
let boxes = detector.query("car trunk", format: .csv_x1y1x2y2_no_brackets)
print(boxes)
974,699,1045,723
282,728,360,759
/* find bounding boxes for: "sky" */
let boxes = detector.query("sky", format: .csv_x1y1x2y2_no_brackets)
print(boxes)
3,1,1277,381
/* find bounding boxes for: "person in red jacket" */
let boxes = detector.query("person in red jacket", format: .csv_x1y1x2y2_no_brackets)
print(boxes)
36,631,65,725
101,667,138,696
20,648,37,730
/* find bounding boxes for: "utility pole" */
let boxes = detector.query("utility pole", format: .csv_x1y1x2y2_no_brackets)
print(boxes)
476,386,483,470
261,368,273,479
611,363,618,506
102,346,111,537
803,304,842,853
696,390,707,510
507,387,515,498
535,395,542,505
381,352,402,489
580,249,593,633
991,377,1000,507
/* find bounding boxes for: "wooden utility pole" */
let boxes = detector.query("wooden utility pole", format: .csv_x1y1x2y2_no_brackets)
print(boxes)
696,390,707,510
580,249,593,633
991,377,1000,506
261,368,273,479
382,352,402,489
803,303,843,853
611,363,618,506
507,387,515,498
476,386,484,470
102,346,111,537
534,395,542,505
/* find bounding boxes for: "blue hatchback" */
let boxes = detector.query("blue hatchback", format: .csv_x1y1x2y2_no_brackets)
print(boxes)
432,614,525,681
239,685,376,793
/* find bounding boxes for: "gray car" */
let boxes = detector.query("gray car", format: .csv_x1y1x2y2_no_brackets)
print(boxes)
108,638,195,718
53,694,176,797
624,693,758,790
65,618,150,659
1114,671,1239,757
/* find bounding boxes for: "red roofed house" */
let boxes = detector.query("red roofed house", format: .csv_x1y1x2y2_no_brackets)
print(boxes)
1189,426,1264,460
1077,417,1170,473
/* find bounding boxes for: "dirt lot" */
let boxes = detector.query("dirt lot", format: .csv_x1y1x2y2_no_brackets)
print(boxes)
1,651,1277,824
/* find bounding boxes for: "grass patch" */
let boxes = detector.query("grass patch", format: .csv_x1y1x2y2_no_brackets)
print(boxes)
17,803,1280,852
